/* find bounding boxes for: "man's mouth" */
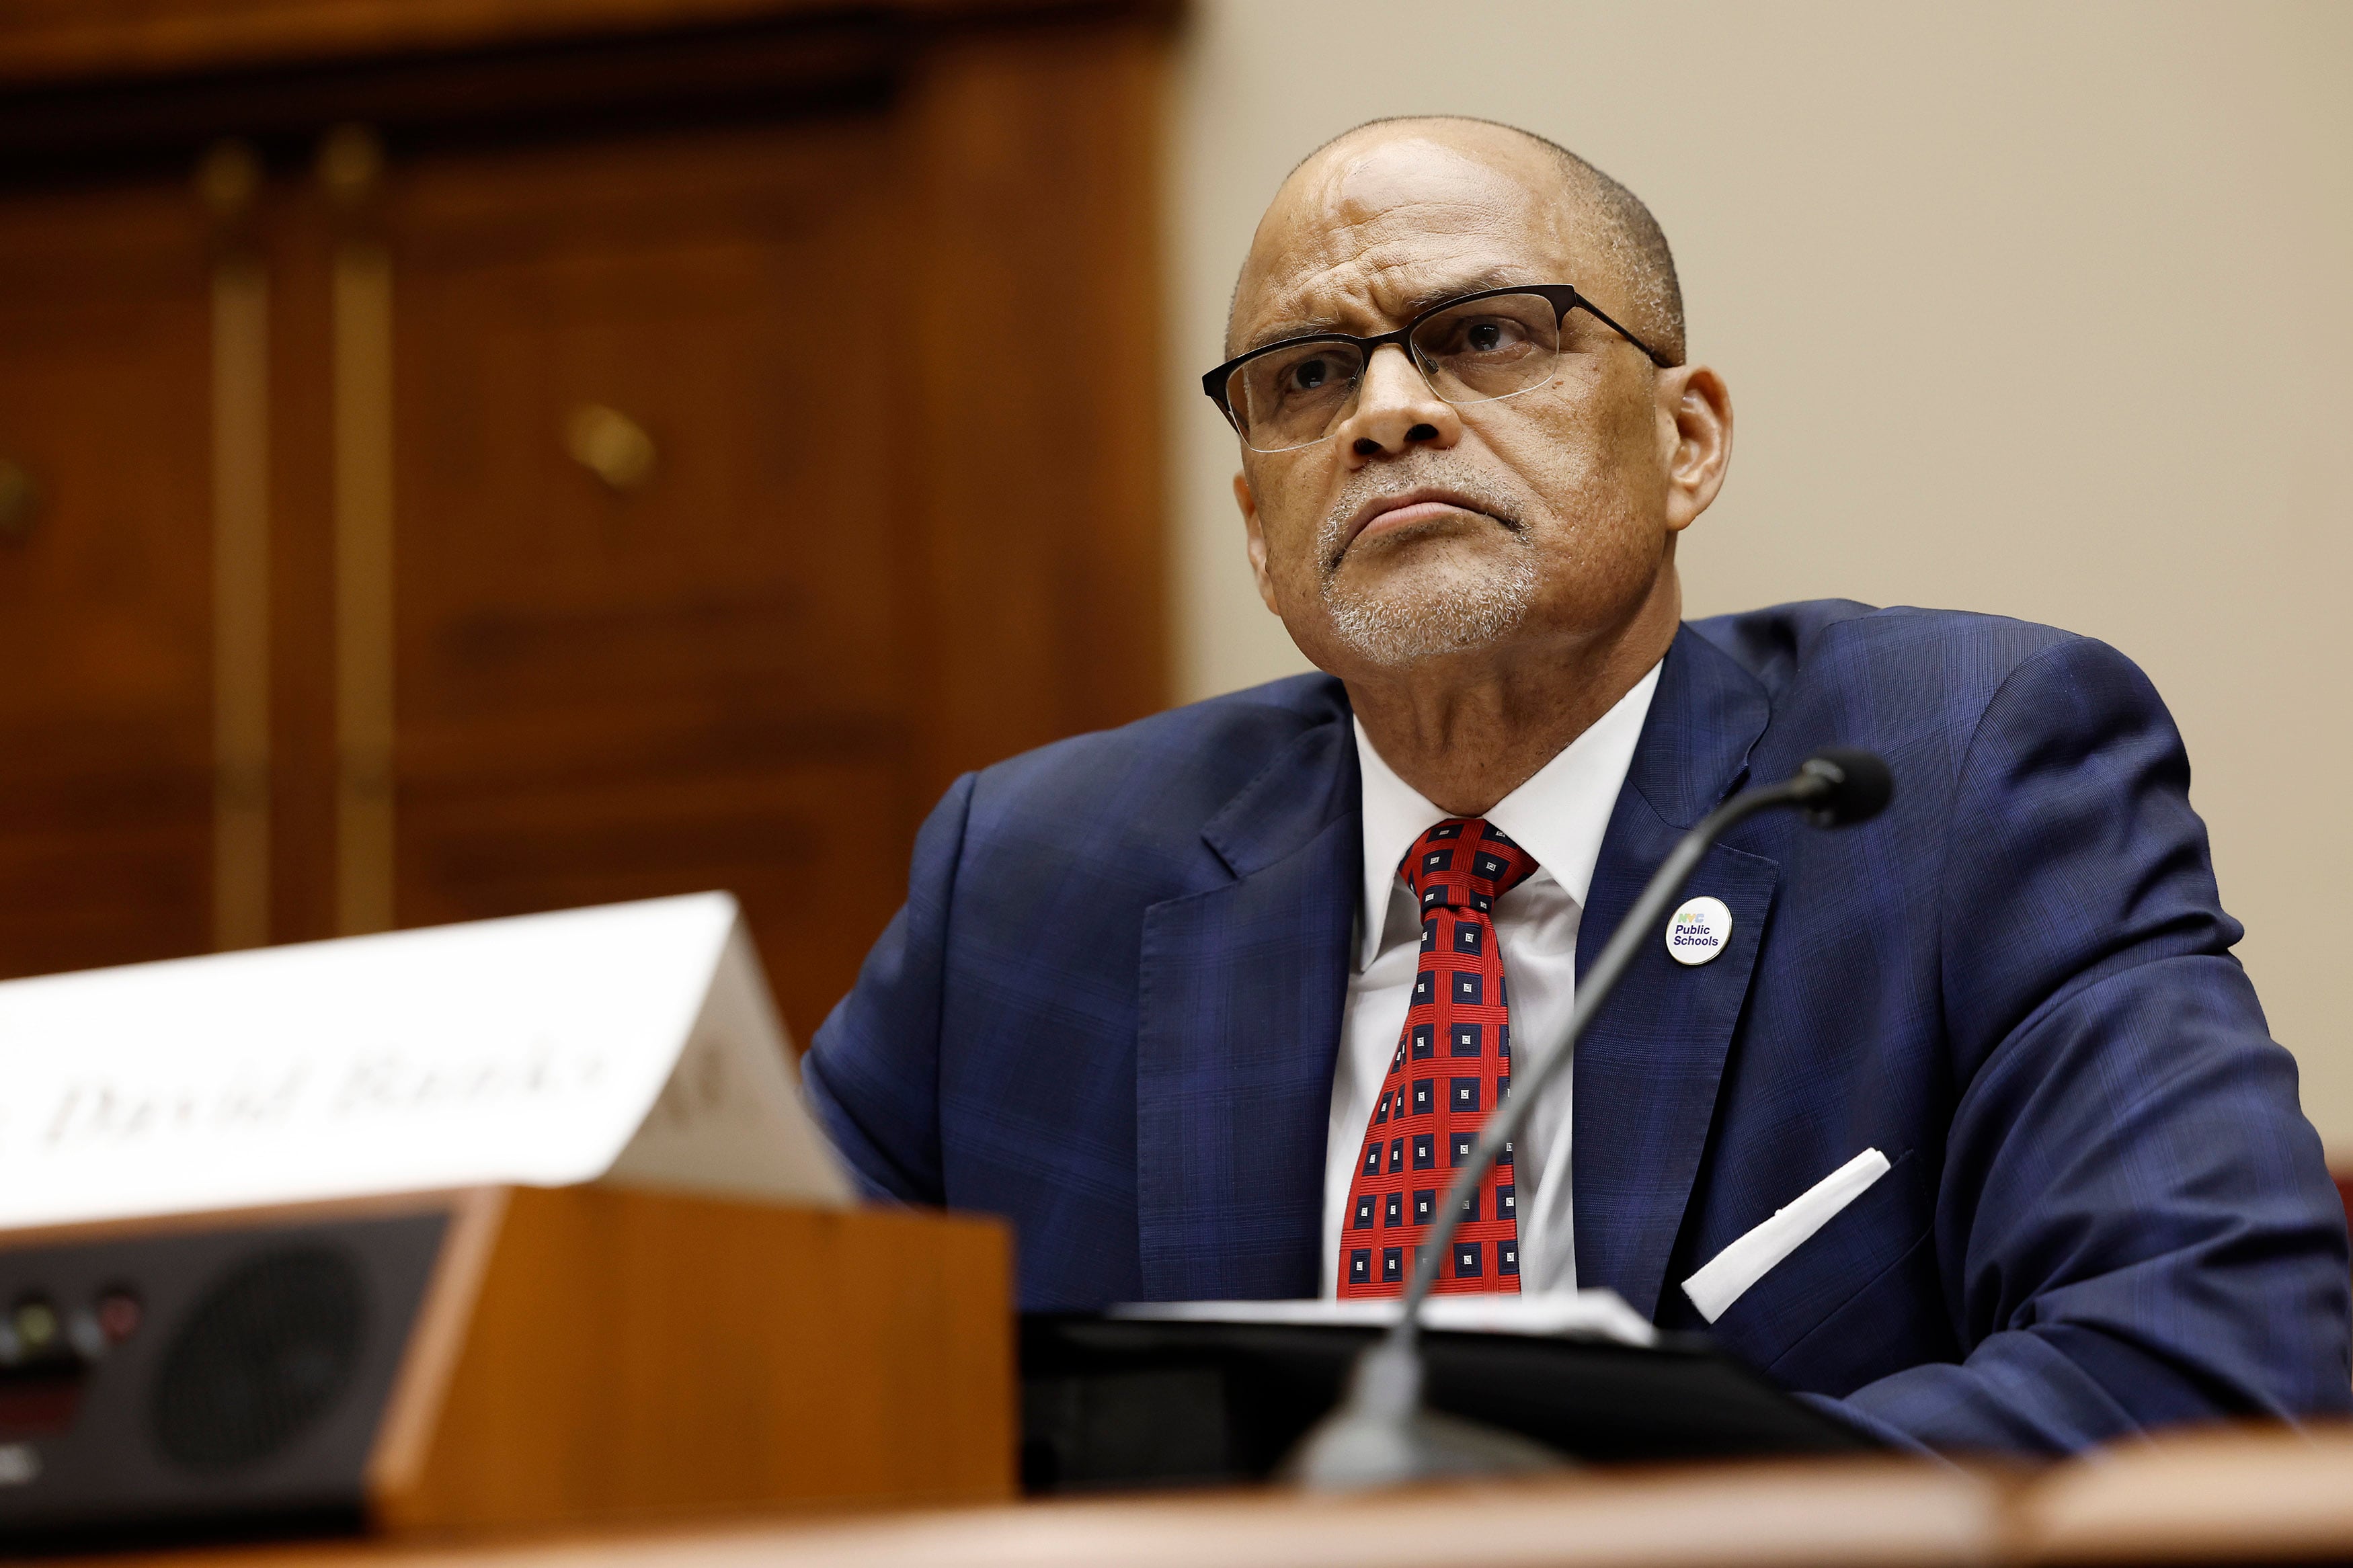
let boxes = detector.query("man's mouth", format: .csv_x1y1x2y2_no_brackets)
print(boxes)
1330,488,1507,567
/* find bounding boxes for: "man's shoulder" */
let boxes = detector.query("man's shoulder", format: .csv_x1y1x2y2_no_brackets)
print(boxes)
1690,599,2110,716
961,671,1353,848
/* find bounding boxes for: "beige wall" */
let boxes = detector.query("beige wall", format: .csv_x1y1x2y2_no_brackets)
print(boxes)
1166,2,2353,1154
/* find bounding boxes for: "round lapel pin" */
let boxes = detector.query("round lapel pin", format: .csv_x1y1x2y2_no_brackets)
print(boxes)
1665,895,1732,966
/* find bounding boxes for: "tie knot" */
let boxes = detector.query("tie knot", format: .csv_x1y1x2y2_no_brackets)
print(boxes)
1400,819,1539,915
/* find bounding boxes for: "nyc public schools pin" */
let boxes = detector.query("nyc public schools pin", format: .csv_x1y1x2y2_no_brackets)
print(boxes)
1665,896,1732,966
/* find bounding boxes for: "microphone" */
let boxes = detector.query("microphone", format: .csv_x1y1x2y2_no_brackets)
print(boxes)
1287,749,1895,1491
1792,747,1892,828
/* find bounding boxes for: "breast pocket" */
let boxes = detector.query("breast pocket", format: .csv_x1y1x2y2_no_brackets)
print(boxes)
1704,1148,1950,1393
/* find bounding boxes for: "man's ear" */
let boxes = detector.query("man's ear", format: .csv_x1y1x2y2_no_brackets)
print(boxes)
1236,471,1283,614
1656,364,1733,534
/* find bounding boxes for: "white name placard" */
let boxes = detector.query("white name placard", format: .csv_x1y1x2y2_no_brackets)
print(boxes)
0,893,852,1229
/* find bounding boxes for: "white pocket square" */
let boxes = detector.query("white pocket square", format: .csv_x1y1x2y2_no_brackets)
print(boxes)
1681,1148,1892,1324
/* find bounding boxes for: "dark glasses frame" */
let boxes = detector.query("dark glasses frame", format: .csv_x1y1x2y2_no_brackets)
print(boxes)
1199,283,1675,440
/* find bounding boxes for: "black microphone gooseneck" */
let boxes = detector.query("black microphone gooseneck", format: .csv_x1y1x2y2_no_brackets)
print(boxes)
1287,748,1894,1491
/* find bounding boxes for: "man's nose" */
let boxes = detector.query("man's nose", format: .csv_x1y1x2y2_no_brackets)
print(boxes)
1334,343,1461,462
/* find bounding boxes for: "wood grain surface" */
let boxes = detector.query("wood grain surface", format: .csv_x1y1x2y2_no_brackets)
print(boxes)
0,1,1174,1050
370,1187,1016,1531
93,1456,2007,1568
2015,1423,2353,1565
0,177,216,980
0,0,1171,88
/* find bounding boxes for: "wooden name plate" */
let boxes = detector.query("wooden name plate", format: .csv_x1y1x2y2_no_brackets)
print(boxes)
0,1187,1012,1542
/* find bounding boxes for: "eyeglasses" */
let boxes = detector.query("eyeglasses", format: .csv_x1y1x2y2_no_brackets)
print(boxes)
1201,284,1671,454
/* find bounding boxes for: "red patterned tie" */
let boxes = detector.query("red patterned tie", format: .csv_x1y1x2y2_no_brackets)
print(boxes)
1339,818,1538,1297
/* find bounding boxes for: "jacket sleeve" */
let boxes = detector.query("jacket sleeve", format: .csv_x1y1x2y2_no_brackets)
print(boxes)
1829,636,2352,1451
799,772,976,1205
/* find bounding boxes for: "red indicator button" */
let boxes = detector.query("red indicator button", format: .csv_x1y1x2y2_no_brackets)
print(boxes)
95,1290,141,1344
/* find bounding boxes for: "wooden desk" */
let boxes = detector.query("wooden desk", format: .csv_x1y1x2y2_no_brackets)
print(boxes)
65,1425,2353,1568
2018,1426,2353,1565
91,1458,2002,1568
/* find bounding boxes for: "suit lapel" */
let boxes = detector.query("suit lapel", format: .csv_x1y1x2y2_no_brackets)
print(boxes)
1135,709,1360,1301
1573,626,1779,1321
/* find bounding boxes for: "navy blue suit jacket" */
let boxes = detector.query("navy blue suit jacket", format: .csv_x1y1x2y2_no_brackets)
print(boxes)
804,601,2353,1452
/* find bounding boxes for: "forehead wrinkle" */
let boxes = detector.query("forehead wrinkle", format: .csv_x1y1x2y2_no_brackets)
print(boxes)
1230,145,1595,356
1234,212,1564,355
1241,255,1538,353
1223,116,1685,378
1232,140,1526,339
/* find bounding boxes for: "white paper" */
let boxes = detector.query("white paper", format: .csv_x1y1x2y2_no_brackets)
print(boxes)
1111,1290,1658,1348
1680,1147,1891,1323
0,893,851,1229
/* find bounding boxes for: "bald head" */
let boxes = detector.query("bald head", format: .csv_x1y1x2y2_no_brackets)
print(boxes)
1228,116,1685,366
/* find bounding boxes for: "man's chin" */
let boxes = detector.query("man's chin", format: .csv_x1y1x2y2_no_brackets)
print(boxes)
1316,577,1536,668
1327,528,1517,594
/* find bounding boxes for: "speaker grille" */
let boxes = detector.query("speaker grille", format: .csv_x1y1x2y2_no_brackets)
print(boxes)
151,1246,368,1473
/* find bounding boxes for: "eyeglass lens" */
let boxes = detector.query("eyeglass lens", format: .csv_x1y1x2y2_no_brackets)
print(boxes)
1228,292,1563,452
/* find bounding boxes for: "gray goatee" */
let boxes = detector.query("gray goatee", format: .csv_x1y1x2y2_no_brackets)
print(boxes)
1316,466,1538,665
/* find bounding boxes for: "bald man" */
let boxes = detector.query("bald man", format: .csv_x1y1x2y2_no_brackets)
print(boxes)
804,117,2352,1453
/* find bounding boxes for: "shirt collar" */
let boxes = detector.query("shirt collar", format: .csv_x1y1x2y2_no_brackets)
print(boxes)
1351,661,1663,972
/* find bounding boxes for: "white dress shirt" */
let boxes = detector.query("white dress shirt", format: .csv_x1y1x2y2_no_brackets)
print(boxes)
1319,663,1661,1297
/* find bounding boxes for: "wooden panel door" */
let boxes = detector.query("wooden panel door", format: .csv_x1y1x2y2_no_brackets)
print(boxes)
0,179,215,979
0,6,1171,1034
364,30,1170,1041
381,119,922,1034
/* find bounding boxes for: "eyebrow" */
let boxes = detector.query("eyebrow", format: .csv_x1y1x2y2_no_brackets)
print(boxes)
1237,266,1537,355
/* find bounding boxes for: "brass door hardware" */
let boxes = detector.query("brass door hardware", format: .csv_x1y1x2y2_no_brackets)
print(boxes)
564,404,658,493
